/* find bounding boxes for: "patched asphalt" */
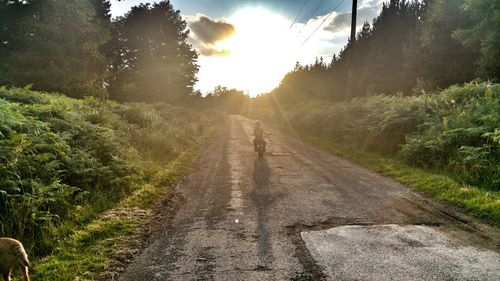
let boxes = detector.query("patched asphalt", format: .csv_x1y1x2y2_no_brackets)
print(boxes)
302,224,499,280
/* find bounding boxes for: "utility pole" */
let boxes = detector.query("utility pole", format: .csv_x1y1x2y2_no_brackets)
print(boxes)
350,0,358,43
347,0,358,98
351,0,358,42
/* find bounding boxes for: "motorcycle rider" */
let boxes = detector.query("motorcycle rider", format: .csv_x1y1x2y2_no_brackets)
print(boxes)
253,120,266,152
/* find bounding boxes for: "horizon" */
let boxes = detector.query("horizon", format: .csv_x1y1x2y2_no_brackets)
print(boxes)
110,0,384,96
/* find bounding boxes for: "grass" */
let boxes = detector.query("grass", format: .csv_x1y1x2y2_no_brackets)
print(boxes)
32,216,139,281
30,148,206,280
296,133,500,226
247,83,499,226
0,87,226,280
249,82,499,190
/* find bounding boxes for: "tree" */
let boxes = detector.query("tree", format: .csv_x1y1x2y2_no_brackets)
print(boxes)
362,0,425,95
89,0,112,23
418,0,478,88
108,1,199,102
0,0,111,97
453,0,500,80
272,0,426,101
208,86,249,114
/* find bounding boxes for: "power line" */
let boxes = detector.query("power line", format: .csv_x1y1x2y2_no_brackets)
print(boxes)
306,0,325,21
297,0,324,35
290,0,308,29
300,0,345,47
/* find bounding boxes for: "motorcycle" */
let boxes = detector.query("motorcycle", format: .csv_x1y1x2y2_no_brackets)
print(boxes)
255,139,266,158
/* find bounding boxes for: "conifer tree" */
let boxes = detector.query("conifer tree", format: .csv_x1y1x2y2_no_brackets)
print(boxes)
453,0,500,80
418,0,478,87
0,0,111,97
108,1,199,102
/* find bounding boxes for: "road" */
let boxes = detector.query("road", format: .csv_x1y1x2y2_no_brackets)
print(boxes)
119,115,499,281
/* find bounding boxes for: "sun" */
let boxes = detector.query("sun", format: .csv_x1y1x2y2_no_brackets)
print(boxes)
196,7,301,97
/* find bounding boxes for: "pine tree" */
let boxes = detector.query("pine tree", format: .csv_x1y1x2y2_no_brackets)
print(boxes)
0,0,111,97
453,0,500,80
108,1,199,102
418,0,479,88
362,0,425,95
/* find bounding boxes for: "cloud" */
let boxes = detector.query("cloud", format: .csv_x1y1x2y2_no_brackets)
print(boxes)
187,14,236,44
324,0,383,33
185,14,236,57
323,13,351,33
287,0,384,64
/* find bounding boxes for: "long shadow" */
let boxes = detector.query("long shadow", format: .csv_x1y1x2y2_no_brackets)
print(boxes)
251,158,275,269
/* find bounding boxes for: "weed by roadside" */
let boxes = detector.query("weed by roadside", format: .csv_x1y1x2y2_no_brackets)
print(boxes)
0,86,225,279
247,82,499,225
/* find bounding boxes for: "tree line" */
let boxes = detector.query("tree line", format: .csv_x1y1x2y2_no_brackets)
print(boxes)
1,0,497,105
264,0,499,104
0,0,196,102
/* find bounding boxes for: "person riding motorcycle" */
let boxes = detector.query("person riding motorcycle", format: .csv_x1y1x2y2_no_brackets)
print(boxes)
253,120,266,152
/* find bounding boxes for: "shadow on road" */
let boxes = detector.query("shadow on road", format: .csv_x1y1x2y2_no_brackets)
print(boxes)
251,158,275,269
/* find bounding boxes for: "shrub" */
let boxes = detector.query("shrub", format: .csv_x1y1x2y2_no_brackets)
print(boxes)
0,87,225,256
401,83,499,189
251,82,498,189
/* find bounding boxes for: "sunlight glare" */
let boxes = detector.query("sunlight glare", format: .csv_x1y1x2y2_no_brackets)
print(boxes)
197,7,301,97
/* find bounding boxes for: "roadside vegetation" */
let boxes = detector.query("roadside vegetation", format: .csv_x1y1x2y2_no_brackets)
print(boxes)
0,0,498,278
261,0,498,103
234,0,499,225
0,86,224,278
32,151,200,280
1,1,227,279
248,82,499,224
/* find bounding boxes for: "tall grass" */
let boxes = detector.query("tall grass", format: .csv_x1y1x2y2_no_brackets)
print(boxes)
0,86,224,256
401,83,499,189
249,82,499,190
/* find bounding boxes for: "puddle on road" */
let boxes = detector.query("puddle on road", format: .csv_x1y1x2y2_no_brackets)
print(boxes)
301,224,500,281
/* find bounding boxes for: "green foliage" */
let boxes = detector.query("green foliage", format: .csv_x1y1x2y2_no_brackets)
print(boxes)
0,86,224,257
203,86,250,114
401,83,500,189
32,148,200,280
453,0,500,79
270,0,498,103
250,82,499,190
255,94,429,153
298,137,499,225
33,212,140,281
33,149,197,280
107,1,199,102
0,0,111,97
270,0,426,102
0,0,199,102
355,0,425,94
418,0,479,87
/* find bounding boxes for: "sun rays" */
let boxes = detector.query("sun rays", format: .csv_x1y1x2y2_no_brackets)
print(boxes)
197,7,302,97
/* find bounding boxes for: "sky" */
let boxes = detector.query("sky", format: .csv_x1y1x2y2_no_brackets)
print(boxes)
110,0,385,96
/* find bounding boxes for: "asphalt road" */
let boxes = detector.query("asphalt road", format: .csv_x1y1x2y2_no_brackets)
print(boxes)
119,115,499,281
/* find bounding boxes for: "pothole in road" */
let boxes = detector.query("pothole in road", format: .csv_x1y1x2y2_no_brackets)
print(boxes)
293,222,500,281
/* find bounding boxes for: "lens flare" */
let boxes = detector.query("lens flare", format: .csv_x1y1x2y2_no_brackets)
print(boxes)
197,7,301,97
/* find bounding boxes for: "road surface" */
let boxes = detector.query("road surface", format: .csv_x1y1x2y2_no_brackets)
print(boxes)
119,115,499,281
